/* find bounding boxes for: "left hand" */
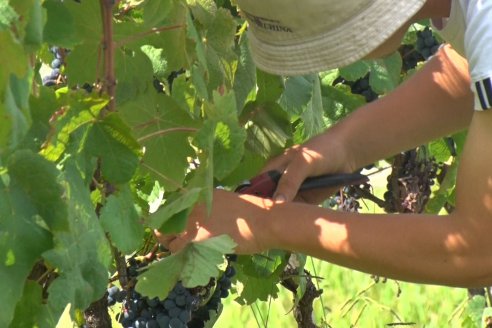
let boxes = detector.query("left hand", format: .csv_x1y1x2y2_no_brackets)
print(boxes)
154,189,276,254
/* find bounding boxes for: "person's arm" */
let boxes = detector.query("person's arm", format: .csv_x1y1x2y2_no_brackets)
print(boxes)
265,44,474,202
265,107,492,288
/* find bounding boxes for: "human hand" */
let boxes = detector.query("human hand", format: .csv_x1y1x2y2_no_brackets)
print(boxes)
154,189,275,254
261,132,353,204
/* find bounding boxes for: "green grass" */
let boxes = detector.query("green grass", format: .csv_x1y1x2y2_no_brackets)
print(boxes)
215,260,468,327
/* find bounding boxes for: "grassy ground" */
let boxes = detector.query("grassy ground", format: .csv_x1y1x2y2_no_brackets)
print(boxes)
214,260,468,328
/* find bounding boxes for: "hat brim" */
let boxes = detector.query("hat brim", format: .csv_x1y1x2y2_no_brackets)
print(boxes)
247,0,426,76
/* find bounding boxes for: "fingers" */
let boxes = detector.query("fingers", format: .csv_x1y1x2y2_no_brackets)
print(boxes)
272,147,324,203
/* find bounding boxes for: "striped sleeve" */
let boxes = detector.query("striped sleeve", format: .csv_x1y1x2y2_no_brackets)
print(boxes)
473,78,492,110
464,0,492,111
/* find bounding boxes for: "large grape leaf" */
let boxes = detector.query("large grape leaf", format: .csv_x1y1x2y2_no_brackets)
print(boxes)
234,250,288,305
84,113,141,185
119,91,197,191
339,60,371,81
195,91,246,180
0,75,32,155
42,163,111,326
42,0,78,48
320,82,365,124
100,186,144,254
368,52,402,94
0,150,61,327
233,33,256,112
135,235,236,300
240,101,292,159
148,187,202,229
10,281,47,328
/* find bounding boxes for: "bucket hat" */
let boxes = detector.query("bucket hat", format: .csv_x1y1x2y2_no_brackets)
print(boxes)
236,0,426,75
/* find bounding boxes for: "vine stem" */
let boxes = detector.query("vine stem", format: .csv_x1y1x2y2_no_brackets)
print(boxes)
100,0,116,112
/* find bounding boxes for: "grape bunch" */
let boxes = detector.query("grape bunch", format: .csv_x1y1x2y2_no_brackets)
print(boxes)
329,183,371,212
383,149,440,213
415,26,441,60
42,47,64,87
333,74,378,103
399,44,425,72
109,254,237,328
349,74,378,102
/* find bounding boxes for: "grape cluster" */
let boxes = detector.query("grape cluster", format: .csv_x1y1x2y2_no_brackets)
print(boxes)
333,75,378,103
42,47,64,87
415,27,441,60
384,150,439,213
349,74,378,102
399,44,425,72
188,259,236,328
109,254,237,328
329,183,371,213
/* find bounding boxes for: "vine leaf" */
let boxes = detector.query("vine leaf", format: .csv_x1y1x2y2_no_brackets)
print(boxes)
149,187,202,229
0,150,59,327
100,186,144,254
85,113,141,185
135,235,236,300
369,52,402,94
42,0,78,48
42,163,112,325
119,91,197,191
234,250,289,305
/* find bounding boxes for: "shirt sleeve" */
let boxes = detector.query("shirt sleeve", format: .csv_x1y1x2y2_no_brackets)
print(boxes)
464,0,492,110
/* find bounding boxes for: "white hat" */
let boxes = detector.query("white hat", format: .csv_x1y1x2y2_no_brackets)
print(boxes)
236,0,426,76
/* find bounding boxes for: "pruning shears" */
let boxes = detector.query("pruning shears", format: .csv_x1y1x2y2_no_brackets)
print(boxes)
235,170,368,198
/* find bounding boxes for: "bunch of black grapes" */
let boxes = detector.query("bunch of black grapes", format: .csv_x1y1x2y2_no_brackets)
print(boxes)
108,255,237,328
333,74,378,103
415,26,441,60
329,182,371,213
42,47,64,87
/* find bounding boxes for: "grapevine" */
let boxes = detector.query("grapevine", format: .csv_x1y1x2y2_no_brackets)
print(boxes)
0,0,472,327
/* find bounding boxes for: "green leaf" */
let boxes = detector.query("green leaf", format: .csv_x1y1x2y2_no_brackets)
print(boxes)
119,91,196,190
85,113,141,184
0,74,32,155
7,149,68,230
339,60,371,81
115,48,154,104
256,70,284,104
368,52,402,94
321,83,365,124
141,45,168,79
40,92,107,162
198,91,246,180
42,0,77,48
425,159,458,214
0,1,18,31
301,75,325,139
159,207,191,234
100,186,144,254
22,0,44,50
279,75,315,116
10,281,47,328
149,188,201,229
0,151,55,327
233,33,256,112
466,295,487,328
0,31,28,93
429,138,452,163
234,250,287,304
42,163,111,325
240,101,292,159
136,235,236,299
64,41,99,86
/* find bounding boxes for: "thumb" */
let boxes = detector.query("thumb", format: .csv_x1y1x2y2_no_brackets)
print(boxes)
273,165,309,203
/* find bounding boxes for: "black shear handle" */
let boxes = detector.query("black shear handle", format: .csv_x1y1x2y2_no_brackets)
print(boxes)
236,170,368,198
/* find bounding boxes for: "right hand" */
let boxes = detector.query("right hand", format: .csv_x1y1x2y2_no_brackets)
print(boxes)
261,131,354,204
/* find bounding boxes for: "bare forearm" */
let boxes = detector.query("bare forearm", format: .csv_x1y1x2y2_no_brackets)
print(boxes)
266,202,492,287
331,45,474,171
